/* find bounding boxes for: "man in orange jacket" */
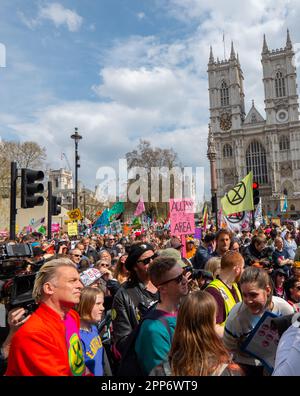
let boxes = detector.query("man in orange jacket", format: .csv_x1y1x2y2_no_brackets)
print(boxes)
6,259,89,376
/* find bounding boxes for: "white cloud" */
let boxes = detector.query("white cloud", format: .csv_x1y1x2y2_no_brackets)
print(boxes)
18,3,83,32
39,3,83,32
11,0,300,196
137,12,145,20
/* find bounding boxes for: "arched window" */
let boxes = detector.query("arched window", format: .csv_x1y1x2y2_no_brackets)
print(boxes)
279,135,290,151
220,81,229,107
223,144,233,158
246,141,268,184
275,71,286,98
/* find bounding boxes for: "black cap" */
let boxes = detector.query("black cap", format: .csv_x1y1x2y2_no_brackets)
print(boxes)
125,243,154,271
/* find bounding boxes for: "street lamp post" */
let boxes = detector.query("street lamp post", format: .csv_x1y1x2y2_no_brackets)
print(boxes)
70,127,82,209
207,124,218,229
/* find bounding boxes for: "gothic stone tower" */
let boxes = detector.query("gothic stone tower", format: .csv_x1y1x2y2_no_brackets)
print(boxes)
207,31,300,216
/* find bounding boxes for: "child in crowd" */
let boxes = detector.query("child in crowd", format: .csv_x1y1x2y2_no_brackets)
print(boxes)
77,287,111,376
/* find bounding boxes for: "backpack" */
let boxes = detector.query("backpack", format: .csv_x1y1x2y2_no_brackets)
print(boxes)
116,308,172,376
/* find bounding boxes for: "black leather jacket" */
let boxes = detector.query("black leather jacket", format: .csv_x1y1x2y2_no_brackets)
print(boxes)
111,279,159,355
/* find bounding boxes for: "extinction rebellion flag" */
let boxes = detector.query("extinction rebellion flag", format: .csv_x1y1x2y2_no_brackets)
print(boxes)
221,171,254,216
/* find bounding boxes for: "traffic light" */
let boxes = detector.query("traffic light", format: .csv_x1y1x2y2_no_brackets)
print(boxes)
253,181,260,206
21,169,44,208
51,195,62,216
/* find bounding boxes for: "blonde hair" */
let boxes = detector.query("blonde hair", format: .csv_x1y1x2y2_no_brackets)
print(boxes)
32,260,77,303
77,287,104,321
205,257,221,279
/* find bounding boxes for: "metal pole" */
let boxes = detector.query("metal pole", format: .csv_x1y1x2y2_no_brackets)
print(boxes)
83,189,86,219
74,141,78,209
48,181,52,240
10,162,17,240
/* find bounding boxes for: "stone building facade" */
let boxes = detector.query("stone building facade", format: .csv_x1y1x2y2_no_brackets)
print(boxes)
207,30,300,216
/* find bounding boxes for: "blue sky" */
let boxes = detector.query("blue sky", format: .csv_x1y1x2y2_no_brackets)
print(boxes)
0,0,300,200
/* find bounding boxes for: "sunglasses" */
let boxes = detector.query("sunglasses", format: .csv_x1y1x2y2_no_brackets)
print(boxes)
158,272,185,286
101,263,110,268
137,254,158,265
109,238,115,241
72,254,82,258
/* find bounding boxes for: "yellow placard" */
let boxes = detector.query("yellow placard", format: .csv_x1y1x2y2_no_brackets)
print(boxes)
271,218,281,227
67,222,78,236
67,208,83,221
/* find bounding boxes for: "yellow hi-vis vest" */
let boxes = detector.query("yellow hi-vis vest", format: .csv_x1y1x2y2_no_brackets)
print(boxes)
207,279,242,326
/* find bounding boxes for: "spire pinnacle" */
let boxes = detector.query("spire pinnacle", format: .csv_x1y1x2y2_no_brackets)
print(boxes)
286,29,292,50
209,45,214,64
230,41,236,60
262,34,269,54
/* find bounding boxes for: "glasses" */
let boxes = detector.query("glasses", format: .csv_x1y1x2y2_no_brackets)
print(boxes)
72,254,82,258
109,238,115,241
137,254,158,265
158,272,185,286
101,263,110,268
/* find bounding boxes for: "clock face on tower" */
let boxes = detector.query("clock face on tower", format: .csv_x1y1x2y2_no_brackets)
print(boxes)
276,109,288,123
220,113,232,131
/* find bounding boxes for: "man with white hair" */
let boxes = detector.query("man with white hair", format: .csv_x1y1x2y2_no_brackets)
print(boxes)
6,260,88,376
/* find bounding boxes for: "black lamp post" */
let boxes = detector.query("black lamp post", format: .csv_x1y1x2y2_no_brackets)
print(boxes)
70,127,82,209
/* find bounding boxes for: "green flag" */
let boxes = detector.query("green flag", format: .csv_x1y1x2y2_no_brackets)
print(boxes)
221,171,254,216
132,217,141,226
37,225,46,235
109,201,124,217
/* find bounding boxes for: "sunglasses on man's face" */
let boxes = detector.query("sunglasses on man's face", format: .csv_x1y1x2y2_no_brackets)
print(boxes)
72,254,82,258
158,272,185,286
137,254,158,265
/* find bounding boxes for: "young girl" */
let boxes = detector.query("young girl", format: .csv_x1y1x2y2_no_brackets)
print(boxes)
77,287,110,376
150,291,243,376
223,267,294,376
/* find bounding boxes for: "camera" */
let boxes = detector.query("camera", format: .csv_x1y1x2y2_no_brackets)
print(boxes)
184,266,214,281
0,243,38,314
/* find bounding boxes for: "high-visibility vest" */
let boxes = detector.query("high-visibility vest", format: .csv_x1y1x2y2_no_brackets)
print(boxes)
207,279,242,326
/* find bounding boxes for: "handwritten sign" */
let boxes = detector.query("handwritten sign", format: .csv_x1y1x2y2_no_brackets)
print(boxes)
170,199,195,236
67,222,78,236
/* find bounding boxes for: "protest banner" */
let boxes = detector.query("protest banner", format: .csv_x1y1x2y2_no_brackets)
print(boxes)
194,227,202,240
51,223,60,233
67,222,78,236
111,220,122,234
170,198,195,257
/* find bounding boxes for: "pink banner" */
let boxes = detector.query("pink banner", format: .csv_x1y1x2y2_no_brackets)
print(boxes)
170,199,195,236
51,223,60,233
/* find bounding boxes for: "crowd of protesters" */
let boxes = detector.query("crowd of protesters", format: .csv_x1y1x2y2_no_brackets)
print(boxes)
1,219,300,376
